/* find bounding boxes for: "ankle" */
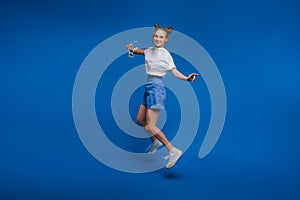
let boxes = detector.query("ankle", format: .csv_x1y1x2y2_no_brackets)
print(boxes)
165,143,174,152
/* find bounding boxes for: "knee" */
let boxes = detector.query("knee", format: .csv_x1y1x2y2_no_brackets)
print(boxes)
143,124,155,133
136,118,145,127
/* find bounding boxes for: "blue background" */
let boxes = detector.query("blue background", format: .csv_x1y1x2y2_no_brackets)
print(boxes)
1,0,299,199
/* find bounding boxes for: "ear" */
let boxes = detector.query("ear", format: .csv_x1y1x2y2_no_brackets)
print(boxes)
154,23,161,29
166,25,173,34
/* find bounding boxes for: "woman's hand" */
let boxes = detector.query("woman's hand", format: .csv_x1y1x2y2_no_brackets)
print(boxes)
126,43,133,50
187,73,199,82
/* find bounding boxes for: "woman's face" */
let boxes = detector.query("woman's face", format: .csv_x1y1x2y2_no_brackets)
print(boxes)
153,29,168,48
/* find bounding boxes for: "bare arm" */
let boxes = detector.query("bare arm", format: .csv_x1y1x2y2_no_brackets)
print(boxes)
171,68,188,80
126,43,145,55
133,48,145,55
171,68,199,82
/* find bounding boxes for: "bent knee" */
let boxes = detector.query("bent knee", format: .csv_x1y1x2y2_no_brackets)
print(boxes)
143,124,155,133
136,118,145,127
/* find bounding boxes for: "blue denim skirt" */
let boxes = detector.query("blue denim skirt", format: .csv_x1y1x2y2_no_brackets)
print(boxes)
142,76,166,110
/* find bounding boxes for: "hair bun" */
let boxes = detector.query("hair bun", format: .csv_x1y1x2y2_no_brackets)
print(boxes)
166,25,173,34
154,23,161,29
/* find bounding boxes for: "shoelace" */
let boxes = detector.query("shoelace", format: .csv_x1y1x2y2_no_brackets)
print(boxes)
145,143,155,153
164,150,177,160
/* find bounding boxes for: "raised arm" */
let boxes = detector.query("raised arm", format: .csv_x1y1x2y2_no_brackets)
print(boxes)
133,48,145,55
126,43,145,55
171,68,199,82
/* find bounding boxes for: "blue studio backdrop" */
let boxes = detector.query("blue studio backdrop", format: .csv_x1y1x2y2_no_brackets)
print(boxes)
1,0,300,199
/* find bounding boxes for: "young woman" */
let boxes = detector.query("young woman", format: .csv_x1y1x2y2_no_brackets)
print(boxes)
126,24,199,168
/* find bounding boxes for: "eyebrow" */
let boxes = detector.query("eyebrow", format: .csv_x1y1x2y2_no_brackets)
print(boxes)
155,34,166,38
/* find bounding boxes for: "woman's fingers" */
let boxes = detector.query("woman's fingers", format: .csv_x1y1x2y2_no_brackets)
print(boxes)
188,73,200,82
126,43,133,49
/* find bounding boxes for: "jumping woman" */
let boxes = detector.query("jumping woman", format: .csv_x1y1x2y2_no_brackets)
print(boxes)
126,24,199,168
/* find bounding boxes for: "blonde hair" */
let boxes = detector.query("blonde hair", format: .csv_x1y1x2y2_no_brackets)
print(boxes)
154,23,173,38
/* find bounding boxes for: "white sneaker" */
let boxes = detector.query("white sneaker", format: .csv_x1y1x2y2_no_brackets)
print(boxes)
146,140,163,154
166,148,182,169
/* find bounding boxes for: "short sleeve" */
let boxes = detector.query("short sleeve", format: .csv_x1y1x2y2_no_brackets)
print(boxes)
164,51,176,71
144,47,152,57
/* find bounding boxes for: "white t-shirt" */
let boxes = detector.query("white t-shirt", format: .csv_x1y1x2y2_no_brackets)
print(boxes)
144,47,176,77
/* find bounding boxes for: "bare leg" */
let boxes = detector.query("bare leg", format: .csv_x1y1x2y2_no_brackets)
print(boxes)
135,104,146,126
142,108,182,168
144,109,173,152
136,105,156,142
